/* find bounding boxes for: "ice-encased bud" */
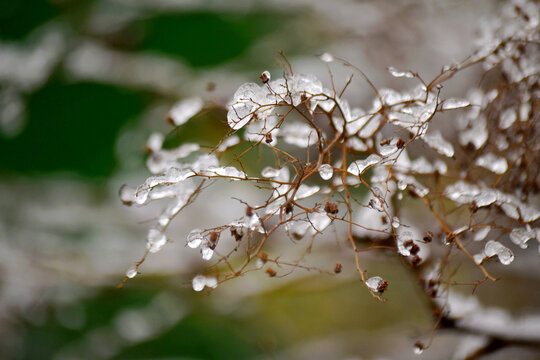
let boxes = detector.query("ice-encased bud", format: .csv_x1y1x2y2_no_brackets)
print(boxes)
146,229,167,253
192,275,206,291
366,276,385,292
318,164,333,180
168,97,203,126
126,268,137,279
187,229,204,249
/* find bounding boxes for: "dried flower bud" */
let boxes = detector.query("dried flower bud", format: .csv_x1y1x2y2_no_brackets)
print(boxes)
265,132,273,144
230,228,243,241
334,263,342,274
258,252,268,262
411,255,422,267
259,70,271,84
380,138,391,146
378,280,388,293
265,267,276,277
423,231,433,243
246,206,253,217
324,202,339,215
413,341,424,355
396,138,406,148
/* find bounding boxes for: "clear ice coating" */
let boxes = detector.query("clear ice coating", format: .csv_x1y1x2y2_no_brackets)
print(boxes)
261,167,281,178
423,130,454,158
318,164,334,180
475,153,508,174
168,97,204,126
473,227,490,241
192,275,206,292
484,240,514,265
347,154,381,176
366,276,384,292
201,245,214,261
499,108,516,129
146,229,167,253
119,185,136,205
192,275,218,291
187,229,204,249
387,66,414,78
397,230,415,256
442,98,470,110
320,52,334,62
294,184,320,200
509,227,536,249
126,268,137,279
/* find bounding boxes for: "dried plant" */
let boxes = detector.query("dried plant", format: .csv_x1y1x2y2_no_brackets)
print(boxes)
119,1,539,356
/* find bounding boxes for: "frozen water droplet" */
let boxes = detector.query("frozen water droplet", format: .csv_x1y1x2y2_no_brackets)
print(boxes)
388,66,414,78
204,276,218,289
473,227,490,241
294,184,320,200
442,98,470,110
126,268,137,279
318,164,333,180
499,109,516,129
145,132,164,153
509,228,536,249
475,154,508,174
320,52,334,62
201,246,214,261
392,217,401,228
187,229,204,249
397,230,415,256
168,97,203,126
192,275,206,292
261,167,281,178
423,130,454,158
413,344,424,355
484,240,514,265
308,211,332,234
119,185,136,206
347,154,381,176
256,258,265,269
146,229,167,253
366,276,385,292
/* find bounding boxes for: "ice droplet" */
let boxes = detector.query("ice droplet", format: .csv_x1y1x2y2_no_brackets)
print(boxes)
261,167,281,178
192,275,206,292
347,154,381,176
318,164,334,180
308,211,331,234
204,276,218,289
201,246,214,261
397,230,415,256
388,66,414,79
366,276,385,292
413,344,424,355
509,227,536,249
320,52,334,63
392,217,401,229
473,227,490,241
475,154,508,174
119,185,136,206
442,98,470,110
499,109,516,129
168,97,203,126
294,184,320,200
187,229,204,249
423,130,454,158
146,229,167,253
126,268,137,279
484,240,514,265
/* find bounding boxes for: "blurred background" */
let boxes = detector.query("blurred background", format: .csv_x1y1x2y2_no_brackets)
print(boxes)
4,1,539,359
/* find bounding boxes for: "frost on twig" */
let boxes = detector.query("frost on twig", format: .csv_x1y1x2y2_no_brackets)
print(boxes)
119,0,540,352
